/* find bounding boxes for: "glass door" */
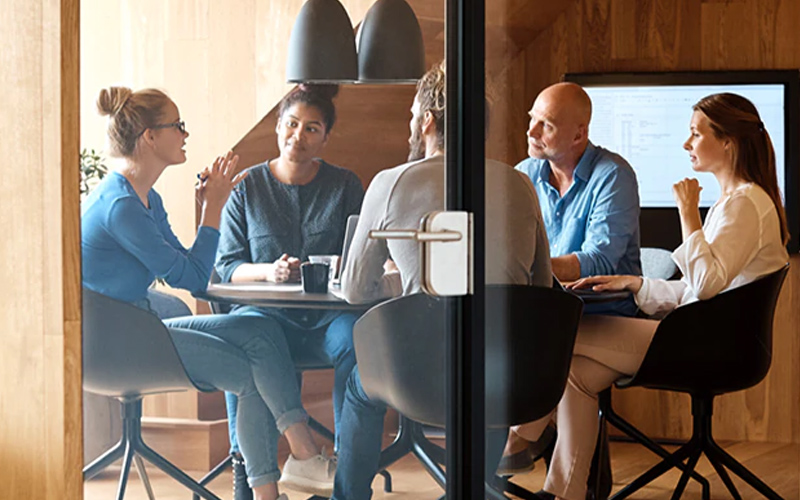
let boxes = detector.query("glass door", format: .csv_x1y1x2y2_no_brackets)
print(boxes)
443,0,487,497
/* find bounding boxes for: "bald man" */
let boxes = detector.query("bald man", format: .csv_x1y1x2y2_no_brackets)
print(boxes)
515,82,641,316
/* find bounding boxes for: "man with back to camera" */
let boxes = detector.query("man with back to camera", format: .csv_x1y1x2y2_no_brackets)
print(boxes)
516,82,641,317
330,60,553,500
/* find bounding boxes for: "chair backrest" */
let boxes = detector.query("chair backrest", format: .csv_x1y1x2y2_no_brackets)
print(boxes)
354,285,584,428
621,265,789,395
83,288,200,398
640,247,678,280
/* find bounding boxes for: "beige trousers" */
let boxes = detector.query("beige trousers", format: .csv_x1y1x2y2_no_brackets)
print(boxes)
512,315,660,500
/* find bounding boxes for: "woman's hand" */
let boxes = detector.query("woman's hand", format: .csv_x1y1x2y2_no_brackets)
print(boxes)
266,254,301,283
673,177,702,213
673,177,703,241
198,151,246,210
196,152,246,230
567,274,644,294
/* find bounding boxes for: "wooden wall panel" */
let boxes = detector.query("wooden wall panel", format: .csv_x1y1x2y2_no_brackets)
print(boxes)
232,84,418,187
522,0,800,444
0,0,82,498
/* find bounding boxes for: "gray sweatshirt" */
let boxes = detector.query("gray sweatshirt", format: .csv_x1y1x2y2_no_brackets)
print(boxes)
341,156,551,304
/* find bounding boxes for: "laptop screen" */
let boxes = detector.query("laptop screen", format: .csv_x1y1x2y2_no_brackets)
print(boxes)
334,214,359,282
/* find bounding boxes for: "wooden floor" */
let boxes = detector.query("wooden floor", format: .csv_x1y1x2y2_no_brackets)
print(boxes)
84,440,798,499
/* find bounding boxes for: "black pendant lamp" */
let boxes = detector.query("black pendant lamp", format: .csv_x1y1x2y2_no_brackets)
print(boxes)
356,0,425,83
286,0,358,83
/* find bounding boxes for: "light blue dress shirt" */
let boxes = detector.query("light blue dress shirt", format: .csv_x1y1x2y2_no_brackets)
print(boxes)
515,142,642,279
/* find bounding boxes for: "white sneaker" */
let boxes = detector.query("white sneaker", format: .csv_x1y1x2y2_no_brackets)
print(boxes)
278,448,337,497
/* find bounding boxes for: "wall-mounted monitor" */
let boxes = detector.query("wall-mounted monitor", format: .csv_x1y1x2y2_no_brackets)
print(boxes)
564,70,799,253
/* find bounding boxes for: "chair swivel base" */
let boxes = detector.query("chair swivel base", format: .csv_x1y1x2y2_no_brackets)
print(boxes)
599,395,710,500
611,396,783,500
379,416,511,500
83,398,222,500
379,416,447,491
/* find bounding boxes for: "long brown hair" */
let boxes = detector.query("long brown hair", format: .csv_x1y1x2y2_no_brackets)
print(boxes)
693,93,789,245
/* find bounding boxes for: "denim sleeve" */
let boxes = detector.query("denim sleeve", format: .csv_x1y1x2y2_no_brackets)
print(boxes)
215,184,251,283
574,166,640,277
107,197,218,293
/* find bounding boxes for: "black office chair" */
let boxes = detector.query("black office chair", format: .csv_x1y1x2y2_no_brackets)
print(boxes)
355,285,584,498
82,288,223,500
145,288,193,320
588,247,698,500
595,265,789,500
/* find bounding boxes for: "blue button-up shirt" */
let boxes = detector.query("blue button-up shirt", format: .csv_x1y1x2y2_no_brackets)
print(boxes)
515,142,642,279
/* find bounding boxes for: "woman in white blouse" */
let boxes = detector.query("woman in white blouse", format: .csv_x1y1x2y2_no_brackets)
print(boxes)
505,93,790,500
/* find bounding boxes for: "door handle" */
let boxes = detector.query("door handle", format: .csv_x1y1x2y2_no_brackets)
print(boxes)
368,229,462,242
367,211,472,297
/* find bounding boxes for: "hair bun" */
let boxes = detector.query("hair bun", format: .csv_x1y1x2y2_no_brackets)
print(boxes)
96,86,133,117
297,83,340,101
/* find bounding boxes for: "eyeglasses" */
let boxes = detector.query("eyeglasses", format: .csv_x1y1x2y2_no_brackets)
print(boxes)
144,120,186,135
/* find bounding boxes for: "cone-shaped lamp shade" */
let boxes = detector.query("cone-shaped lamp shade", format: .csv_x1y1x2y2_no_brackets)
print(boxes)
286,0,358,83
356,0,425,83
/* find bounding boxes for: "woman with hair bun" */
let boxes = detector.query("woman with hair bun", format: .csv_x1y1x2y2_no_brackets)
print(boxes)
504,92,789,500
215,84,364,499
82,86,336,500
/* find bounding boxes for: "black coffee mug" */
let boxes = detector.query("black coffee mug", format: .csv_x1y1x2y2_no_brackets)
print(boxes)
301,262,329,293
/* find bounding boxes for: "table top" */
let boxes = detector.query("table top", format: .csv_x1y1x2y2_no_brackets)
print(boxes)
195,281,631,309
194,282,371,311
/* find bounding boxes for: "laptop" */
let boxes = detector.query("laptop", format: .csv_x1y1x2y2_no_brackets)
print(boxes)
331,214,359,286
553,273,632,302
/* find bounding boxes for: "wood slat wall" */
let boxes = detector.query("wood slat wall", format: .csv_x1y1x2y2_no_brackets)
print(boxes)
0,0,83,498
521,0,800,444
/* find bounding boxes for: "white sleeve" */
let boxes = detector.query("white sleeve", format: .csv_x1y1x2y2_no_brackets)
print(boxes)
634,277,688,317
672,194,761,301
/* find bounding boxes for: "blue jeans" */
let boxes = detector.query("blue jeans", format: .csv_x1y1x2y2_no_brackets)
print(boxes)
164,314,306,488
225,310,358,454
332,367,507,500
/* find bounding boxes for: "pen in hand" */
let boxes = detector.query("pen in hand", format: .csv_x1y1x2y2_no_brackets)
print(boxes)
195,172,209,206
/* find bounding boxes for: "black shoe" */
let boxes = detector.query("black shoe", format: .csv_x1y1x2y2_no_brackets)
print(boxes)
232,454,253,500
496,446,536,476
534,490,556,500
497,425,557,476
529,424,557,461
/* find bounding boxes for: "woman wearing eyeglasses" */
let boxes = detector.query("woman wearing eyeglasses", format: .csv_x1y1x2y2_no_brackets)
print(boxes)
81,86,336,500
